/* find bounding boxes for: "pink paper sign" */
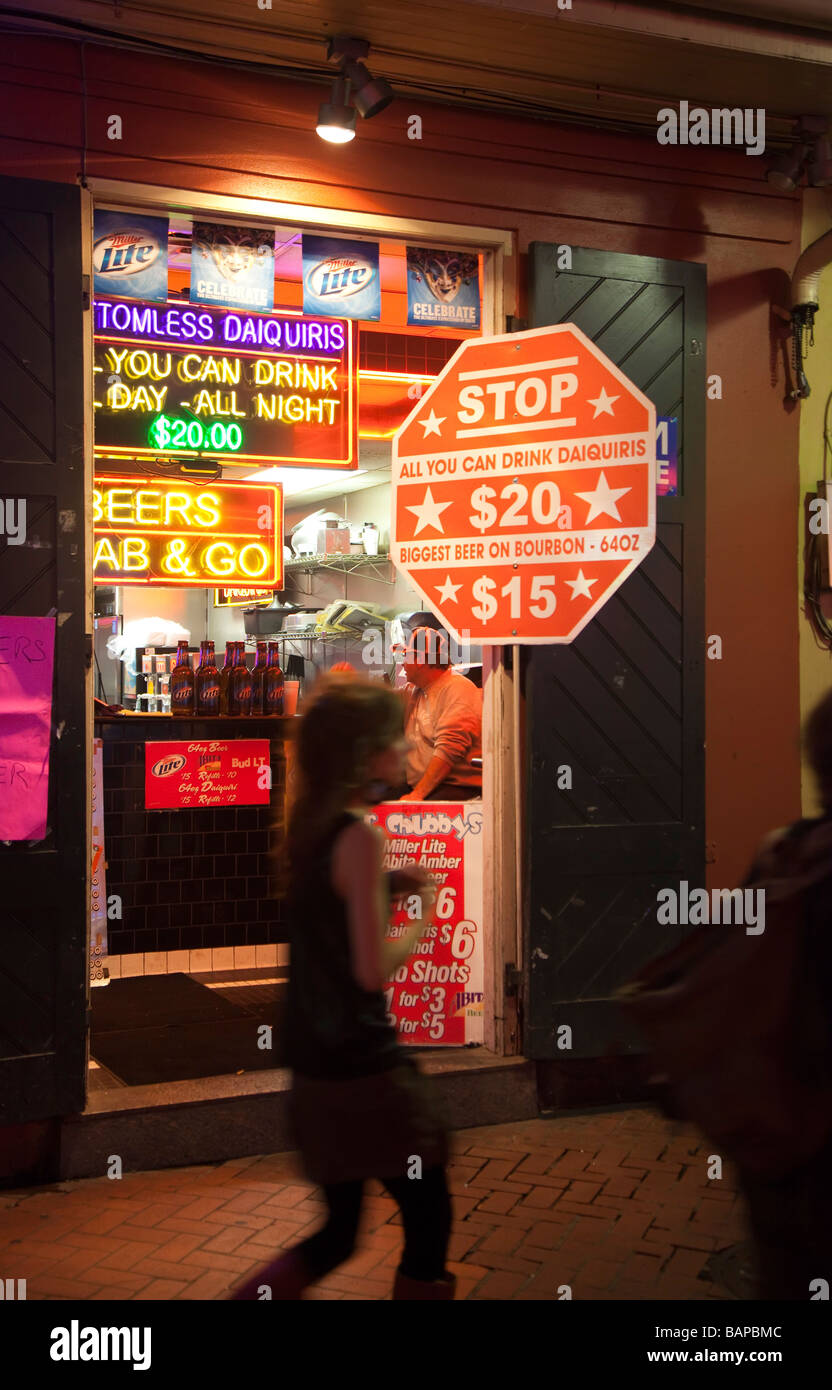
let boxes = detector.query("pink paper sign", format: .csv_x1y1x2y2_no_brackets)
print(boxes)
0,616,56,841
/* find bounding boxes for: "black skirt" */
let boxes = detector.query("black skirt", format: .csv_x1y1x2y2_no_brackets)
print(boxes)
288,1054,450,1185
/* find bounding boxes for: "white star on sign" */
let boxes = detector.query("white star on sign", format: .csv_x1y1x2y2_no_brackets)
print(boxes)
406,486,453,536
436,575,462,604
419,408,446,438
565,569,598,601
586,386,619,418
574,471,631,523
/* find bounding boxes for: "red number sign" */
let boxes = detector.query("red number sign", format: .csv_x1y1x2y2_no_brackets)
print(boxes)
391,324,656,644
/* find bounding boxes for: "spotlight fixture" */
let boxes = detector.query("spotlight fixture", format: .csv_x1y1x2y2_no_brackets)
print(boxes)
316,76,356,144
766,116,832,190
325,35,394,123
766,143,809,192
808,136,832,188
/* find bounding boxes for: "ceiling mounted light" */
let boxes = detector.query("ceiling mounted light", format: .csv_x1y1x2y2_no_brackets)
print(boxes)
766,116,831,191
341,59,393,119
325,35,394,123
807,136,832,188
316,76,356,144
766,143,809,191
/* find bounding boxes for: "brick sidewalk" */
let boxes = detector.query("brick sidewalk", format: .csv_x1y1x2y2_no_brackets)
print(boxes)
0,1106,750,1300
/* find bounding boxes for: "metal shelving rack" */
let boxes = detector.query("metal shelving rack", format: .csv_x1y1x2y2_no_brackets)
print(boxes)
283,551,393,585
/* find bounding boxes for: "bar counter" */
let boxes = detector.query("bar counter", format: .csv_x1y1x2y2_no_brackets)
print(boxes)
94,713,295,958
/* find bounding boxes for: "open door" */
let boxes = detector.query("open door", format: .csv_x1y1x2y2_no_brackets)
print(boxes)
0,177,90,1122
523,243,706,1059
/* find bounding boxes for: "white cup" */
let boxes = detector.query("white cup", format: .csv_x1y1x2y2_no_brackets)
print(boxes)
284,680,300,716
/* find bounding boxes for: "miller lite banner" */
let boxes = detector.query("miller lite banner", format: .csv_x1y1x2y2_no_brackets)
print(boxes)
93,211,168,303
302,234,380,321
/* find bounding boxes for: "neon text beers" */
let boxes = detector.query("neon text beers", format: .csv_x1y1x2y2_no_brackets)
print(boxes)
92,476,283,587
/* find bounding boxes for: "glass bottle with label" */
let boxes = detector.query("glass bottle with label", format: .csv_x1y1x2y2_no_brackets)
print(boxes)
219,640,236,715
230,642,253,716
196,640,220,716
170,640,195,716
264,642,284,715
249,641,268,716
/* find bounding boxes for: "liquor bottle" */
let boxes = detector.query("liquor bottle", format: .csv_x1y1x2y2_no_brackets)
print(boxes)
170,640,195,715
264,642,284,715
219,640,236,715
249,641,267,716
195,640,220,716
230,643,253,716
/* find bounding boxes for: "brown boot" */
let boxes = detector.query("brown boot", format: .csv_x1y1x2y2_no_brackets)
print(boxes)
231,1247,313,1300
392,1266,457,1300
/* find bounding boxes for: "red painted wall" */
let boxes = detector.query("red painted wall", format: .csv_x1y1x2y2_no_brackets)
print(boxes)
0,35,802,886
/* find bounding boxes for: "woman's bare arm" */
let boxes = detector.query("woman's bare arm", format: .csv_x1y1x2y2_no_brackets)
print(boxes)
332,820,432,992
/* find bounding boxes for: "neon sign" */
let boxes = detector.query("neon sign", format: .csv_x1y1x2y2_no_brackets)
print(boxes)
92,476,283,587
93,297,357,469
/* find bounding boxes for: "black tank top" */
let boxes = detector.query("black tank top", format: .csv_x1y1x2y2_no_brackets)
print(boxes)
285,811,403,1079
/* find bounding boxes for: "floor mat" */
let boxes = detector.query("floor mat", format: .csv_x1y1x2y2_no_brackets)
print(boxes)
90,972,246,1031
89,973,285,1085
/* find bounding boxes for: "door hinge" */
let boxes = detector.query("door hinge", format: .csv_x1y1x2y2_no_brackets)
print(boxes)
84,633,94,669
82,275,91,311
506,315,527,334
505,963,523,997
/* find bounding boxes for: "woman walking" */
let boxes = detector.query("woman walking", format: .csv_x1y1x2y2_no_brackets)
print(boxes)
233,676,455,1300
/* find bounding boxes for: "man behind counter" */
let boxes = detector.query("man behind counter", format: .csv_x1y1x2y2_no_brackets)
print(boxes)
396,627,482,802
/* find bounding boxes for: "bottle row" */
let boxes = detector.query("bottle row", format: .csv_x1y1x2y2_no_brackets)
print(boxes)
170,640,285,717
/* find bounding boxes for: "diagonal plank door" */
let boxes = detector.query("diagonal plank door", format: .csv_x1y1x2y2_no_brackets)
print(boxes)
523,244,706,1058
0,177,90,1122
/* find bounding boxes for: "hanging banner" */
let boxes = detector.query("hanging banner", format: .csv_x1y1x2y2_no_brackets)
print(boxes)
93,297,357,469
367,800,484,1046
93,211,168,303
90,738,109,984
92,475,283,587
146,739,271,809
0,615,56,841
302,235,380,321
407,248,480,329
190,221,275,312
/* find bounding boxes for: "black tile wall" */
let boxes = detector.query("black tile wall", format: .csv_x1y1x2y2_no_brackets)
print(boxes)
96,718,290,956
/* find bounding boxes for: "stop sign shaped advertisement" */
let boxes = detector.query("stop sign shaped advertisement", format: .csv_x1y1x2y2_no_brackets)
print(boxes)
391,324,656,644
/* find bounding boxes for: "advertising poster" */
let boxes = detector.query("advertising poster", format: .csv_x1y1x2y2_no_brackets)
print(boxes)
92,297,357,469
93,210,168,303
190,221,275,312
368,800,484,1045
0,615,56,841
90,738,108,984
407,247,480,329
145,739,271,809
303,235,381,321
92,475,283,588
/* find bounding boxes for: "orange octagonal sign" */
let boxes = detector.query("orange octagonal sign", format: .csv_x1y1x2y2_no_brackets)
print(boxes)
392,324,656,644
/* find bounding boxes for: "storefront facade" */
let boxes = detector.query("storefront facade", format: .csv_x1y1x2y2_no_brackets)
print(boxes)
0,33,804,1175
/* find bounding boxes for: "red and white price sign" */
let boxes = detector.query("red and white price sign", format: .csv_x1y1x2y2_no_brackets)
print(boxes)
392,324,656,644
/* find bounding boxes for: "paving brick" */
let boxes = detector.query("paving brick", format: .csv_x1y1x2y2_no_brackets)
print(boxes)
471,1270,529,1299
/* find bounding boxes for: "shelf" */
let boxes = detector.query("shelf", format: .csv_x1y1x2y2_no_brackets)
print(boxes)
283,552,392,581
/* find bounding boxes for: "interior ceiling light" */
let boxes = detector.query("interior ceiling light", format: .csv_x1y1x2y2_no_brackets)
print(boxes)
325,35,393,123
766,116,830,190
807,137,832,188
316,75,356,144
